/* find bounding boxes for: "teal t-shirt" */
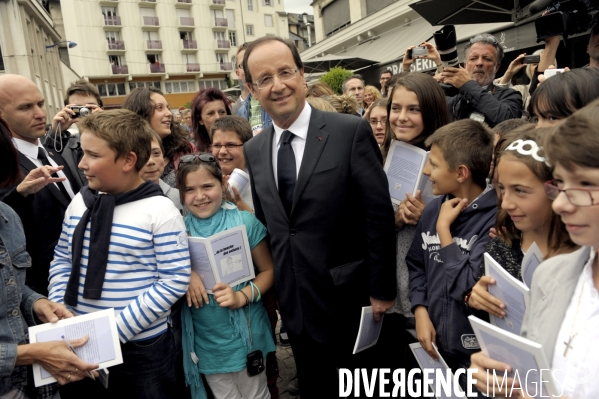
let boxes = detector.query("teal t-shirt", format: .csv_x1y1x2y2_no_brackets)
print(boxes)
184,205,275,375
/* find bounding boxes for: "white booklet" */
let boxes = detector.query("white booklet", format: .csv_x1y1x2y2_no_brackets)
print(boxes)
352,306,384,354
409,343,465,399
521,242,544,289
29,308,123,387
484,253,530,334
468,315,560,397
187,225,255,294
383,140,431,205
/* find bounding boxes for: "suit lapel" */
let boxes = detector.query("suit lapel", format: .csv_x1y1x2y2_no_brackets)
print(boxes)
18,152,71,208
291,108,328,215
260,125,289,221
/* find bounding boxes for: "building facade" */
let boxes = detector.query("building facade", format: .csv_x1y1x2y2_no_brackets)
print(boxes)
0,0,69,116
54,0,289,108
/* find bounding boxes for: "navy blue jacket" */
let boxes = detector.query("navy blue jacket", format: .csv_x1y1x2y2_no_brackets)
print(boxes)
407,188,497,361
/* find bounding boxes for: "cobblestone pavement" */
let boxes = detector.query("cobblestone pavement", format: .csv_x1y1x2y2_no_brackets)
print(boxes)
275,318,300,398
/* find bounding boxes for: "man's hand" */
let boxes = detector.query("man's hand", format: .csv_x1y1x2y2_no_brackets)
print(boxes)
441,66,473,89
499,53,529,85
402,46,416,72
370,297,394,321
16,166,66,197
33,299,74,323
51,104,102,132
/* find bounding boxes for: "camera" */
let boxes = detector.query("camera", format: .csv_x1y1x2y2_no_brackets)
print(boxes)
532,0,599,41
246,350,265,376
70,106,91,118
433,25,459,68
544,68,566,77
408,46,428,59
522,55,541,64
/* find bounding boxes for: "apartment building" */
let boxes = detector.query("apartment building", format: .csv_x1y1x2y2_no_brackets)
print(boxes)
0,0,69,116
53,0,289,108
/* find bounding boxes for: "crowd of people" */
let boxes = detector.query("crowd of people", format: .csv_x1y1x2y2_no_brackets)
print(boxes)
1,24,599,399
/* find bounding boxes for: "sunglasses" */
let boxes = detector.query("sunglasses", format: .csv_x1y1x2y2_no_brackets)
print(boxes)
179,153,216,165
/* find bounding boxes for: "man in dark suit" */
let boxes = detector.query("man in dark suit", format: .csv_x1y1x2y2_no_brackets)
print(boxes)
0,74,80,296
242,37,396,397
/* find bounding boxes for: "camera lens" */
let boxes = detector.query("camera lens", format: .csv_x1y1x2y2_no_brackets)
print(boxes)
79,107,91,117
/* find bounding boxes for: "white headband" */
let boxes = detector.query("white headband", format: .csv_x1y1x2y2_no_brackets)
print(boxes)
505,139,550,166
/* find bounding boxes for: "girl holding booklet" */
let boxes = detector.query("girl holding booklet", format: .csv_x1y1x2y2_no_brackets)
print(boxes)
176,154,275,399
381,73,450,367
466,125,576,316
470,102,599,398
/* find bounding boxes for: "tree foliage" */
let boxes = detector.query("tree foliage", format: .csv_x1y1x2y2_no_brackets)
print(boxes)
319,67,353,95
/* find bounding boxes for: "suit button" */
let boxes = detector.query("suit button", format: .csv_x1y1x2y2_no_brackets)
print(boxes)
11,309,18,317
289,229,296,236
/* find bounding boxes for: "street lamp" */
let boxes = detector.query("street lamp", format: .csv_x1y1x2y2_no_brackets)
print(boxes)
302,13,312,48
45,41,77,50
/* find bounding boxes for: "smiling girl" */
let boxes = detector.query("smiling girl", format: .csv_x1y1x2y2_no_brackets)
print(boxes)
466,124,576,316
176,155,275,399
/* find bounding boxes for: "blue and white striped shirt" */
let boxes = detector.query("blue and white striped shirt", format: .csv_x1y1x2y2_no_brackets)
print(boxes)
48,194,191,343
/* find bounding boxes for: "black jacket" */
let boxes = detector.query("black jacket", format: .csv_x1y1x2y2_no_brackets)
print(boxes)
446,81,523,127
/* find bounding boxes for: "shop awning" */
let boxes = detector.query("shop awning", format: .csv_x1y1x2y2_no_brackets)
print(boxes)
409,0,536,26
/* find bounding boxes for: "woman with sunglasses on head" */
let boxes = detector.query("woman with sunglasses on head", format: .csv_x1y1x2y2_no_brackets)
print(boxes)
123,87,196,188
176,153,275,399
470,100,599,399
190,88,232,150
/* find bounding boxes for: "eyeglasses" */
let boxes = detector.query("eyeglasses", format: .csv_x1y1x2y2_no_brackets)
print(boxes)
469,34,499,45
180,153,216,165
210,143,244,151
544,181,599,207
369,119,386,127
253,69,298,90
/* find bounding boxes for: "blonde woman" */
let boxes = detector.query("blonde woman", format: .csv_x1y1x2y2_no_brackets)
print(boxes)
363,85,382,111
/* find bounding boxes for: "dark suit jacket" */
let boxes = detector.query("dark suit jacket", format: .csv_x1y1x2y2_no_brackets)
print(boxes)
0,146,80,296
244,106,396,343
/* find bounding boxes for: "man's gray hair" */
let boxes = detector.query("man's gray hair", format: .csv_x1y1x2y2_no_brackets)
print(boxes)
464,33,504,64
342,74,365,94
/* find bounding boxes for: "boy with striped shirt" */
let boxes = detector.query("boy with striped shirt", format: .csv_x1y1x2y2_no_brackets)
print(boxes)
48,109,191,398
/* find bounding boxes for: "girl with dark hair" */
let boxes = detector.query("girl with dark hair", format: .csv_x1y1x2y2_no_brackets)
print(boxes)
190,88,232,151
466,125,577,315
529,67,599,128
122,87,196,187
176,155,274,399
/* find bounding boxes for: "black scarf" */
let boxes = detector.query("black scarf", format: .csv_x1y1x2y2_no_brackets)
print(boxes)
64,181,165,306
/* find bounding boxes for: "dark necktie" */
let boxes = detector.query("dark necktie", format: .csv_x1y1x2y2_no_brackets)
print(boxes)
37,147,72,201
277,130,296,217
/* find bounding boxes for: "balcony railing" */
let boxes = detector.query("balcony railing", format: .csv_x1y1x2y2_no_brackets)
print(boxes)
104,15,121,26
216,39,230,49
219,62,232,71
177,0,191,3
214,18,228,27
150,63,165,73
180,17,194,26
182,39,197,49
186,63,201,72
212,0,225,4
140,0,156,2
112,64,129,74
107,40,125,50
143,16,159,26
146,40,162,49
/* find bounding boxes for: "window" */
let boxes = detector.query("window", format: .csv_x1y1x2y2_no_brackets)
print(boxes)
96,82,126,97
214,31,225,40
229,31,237,47
226,9,235,28
198,80,228,90
264,14,273,27
247,0,253,11
0,46,5,71
129,81,161,91
263,0,272,5
246,25,254,36
165,81,195,94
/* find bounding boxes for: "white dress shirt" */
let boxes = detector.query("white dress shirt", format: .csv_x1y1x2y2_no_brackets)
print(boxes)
551,249,599,399
271,103,312,189
12,137,76,198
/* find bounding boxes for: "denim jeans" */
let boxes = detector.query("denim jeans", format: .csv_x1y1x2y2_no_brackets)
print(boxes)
60,328,183,399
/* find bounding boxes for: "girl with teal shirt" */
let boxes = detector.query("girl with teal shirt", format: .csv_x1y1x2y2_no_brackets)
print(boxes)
176,154,275,399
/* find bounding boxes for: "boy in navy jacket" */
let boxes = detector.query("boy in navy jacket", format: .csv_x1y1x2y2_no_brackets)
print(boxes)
407,120,496,381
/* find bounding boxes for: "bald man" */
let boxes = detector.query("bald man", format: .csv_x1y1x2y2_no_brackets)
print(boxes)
0,74,80,296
